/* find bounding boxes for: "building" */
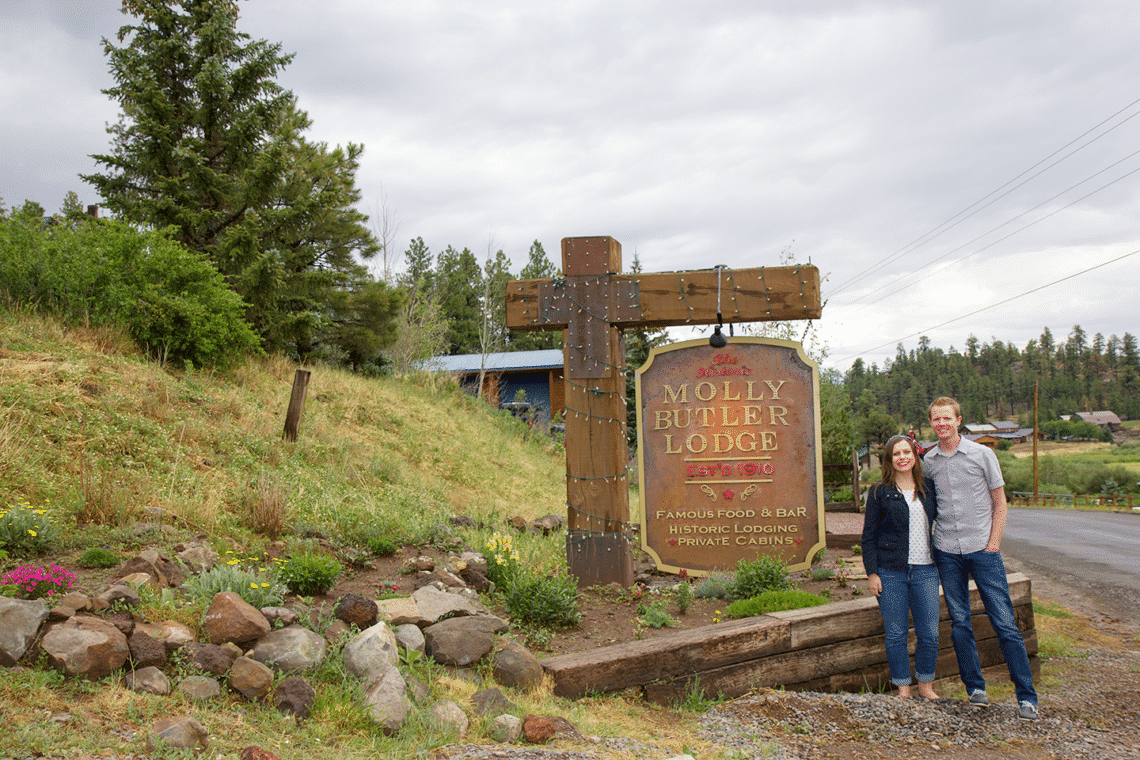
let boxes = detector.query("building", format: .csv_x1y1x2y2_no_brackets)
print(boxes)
1074,411,1123,431
421,350,565,424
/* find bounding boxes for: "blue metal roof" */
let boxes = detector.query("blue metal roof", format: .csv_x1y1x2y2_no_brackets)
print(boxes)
421,349,564,373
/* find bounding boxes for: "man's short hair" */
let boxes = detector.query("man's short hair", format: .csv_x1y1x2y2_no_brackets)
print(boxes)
929,396,961,418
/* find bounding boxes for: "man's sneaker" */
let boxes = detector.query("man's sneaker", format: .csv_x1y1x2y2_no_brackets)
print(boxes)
1018,701,1039,721
968,690,989,707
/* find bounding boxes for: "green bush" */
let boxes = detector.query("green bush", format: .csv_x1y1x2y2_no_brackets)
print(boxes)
77,547,121,569
0,213,261,370
184,564,284,608
277,552,342,596
637,600,677,629
0,500,59,556
499,571,581,628
729,555,791,600
726,589,828,618
692,574,733,600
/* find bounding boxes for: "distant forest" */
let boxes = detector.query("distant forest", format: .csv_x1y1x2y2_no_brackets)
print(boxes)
843,325,1140,432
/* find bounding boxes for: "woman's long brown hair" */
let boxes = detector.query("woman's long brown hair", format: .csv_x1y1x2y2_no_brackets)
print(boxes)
877,435,927,499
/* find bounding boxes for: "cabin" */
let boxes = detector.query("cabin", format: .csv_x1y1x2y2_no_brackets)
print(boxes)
421,349,565,425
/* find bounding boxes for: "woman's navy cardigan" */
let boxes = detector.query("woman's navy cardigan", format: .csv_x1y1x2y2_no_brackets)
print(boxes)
860,478,938,575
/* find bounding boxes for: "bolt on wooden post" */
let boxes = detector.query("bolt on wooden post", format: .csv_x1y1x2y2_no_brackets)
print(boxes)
506,236,821,587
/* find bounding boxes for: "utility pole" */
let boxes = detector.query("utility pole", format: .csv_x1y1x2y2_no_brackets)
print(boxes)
1032,381,1039,504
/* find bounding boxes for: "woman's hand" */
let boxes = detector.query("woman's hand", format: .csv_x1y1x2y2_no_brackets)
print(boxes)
868,573,882,597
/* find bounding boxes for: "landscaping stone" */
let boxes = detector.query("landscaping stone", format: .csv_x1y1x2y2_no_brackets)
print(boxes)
334,592,378,629
273,676,315,719
523,714,582,744
471,686,517,718
128,628,167,669
362,662,411,734
260,606,299,627
229,656,274,701
428,698,469,737
148,715,209,750
125,665,171,696
41,616,129,679
183,641,234,675
204,591,271,645
96,584,141,607
376,596,420,626
412,585,483,623
250,624,327,673
176,543,218,573
0,597,49,666
394,622,425,654
491,638,544,691
490,713,523,743
119,549,185,588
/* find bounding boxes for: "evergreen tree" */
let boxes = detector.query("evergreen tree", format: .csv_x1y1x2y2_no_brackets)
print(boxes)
83,0,389,357
435,246,483,354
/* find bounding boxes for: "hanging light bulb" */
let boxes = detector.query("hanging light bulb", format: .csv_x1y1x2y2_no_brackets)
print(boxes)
709,323,727,348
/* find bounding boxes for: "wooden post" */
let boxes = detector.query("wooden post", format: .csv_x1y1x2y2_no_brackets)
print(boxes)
505,236,822,587
283,369,311,442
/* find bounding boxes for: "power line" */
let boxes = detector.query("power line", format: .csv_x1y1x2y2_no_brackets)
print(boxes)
831,247,1140,366
826,96,1140,298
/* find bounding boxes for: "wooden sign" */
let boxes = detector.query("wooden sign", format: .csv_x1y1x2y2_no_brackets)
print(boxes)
636,337,824,574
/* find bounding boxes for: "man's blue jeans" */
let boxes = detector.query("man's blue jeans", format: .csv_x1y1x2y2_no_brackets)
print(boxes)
876,564,940,686
933,548,1037,705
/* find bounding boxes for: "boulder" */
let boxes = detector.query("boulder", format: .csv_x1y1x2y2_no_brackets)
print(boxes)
522,714,582,744
361,662,410,734
177,674,222,701
343,621,399,678
334,593,378,629
203,592,270,646
183,641,234,676
229,656,274,701
490,714,523,743
274,676,315,719
376,596,420,626
411,585,482,623
491,638,544,691
128,629,167,669
125,666,171,696
41,616,129,679
250,625,327,673
428,699,469,738
394,623,425,654
471,687,517,718
148,715,209,751
0,597,49,666
119,549,186,588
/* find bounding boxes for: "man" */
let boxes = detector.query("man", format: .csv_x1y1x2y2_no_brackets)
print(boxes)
924,397,1038,721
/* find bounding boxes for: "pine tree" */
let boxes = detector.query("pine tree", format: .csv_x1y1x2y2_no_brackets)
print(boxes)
83,0,389,357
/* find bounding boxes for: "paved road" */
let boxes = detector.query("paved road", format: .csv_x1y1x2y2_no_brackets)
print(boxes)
1001,507,1140,624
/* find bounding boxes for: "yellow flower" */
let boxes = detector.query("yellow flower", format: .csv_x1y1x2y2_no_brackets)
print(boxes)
227,559,239,566
261,583,270,588
27,529,36,537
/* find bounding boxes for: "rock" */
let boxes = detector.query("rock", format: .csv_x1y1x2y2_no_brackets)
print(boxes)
203,592,271,646
472,687,517,718
528,513,564,536
176,674,221,701
0,597,49,666
148,715,209,750
323,619,352,645
407,555,435,572
125,666,171,696
135,619,196,651
457,566,492,593
376,596,420,626
104,610,135,636
491,713,523,743
411,585,483,623
424,618,497,667
128,629,167,669
491,638,544,691
361,662,410,734
405,674,430,703
250,625,328,673
274,676,316,719
41,616,129,679
117,572,157,591
57,592,89,612
394,623,425,654
229,656,274,701
506,515,528,531
343,621,399,678
428,699,469,737
183,641,235,676
177,544,218,573
260,606,299,627
240,747,283,760
219,641,244,660
334,593,378,629
522,714,582,744
119,549,186,588
96,585,141,608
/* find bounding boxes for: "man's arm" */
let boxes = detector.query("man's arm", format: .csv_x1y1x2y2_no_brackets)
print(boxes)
986,486,1007,552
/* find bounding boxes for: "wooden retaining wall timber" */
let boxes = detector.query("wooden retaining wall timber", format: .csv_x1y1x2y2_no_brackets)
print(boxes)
542,572,1037,705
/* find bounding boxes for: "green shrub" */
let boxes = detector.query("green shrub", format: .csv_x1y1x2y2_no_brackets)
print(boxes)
729,555,791,599
500,570,581,628
0,215,261,370
637,600,677,629
726,589,828,618
0,500,59,555
692,573,733,600
810,567,835,581
184,564,284,608
77,547,121,569
675,581,694,614
277,552,342,596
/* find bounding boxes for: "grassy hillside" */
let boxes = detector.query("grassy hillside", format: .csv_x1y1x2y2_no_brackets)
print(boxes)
0,308,566,568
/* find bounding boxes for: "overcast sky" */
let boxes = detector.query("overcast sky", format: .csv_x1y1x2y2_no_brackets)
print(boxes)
3,0,1139,373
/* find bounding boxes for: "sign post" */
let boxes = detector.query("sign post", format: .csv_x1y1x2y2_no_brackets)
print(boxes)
505,237,821,586
636,338,825,574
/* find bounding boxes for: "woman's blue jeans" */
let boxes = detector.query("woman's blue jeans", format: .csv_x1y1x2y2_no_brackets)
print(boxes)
933,548,1038,705
876,563,941,686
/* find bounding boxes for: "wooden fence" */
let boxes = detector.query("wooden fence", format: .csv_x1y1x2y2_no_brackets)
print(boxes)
542,573,1037,705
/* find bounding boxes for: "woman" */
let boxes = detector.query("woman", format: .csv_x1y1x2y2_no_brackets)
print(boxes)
861,434,940,699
